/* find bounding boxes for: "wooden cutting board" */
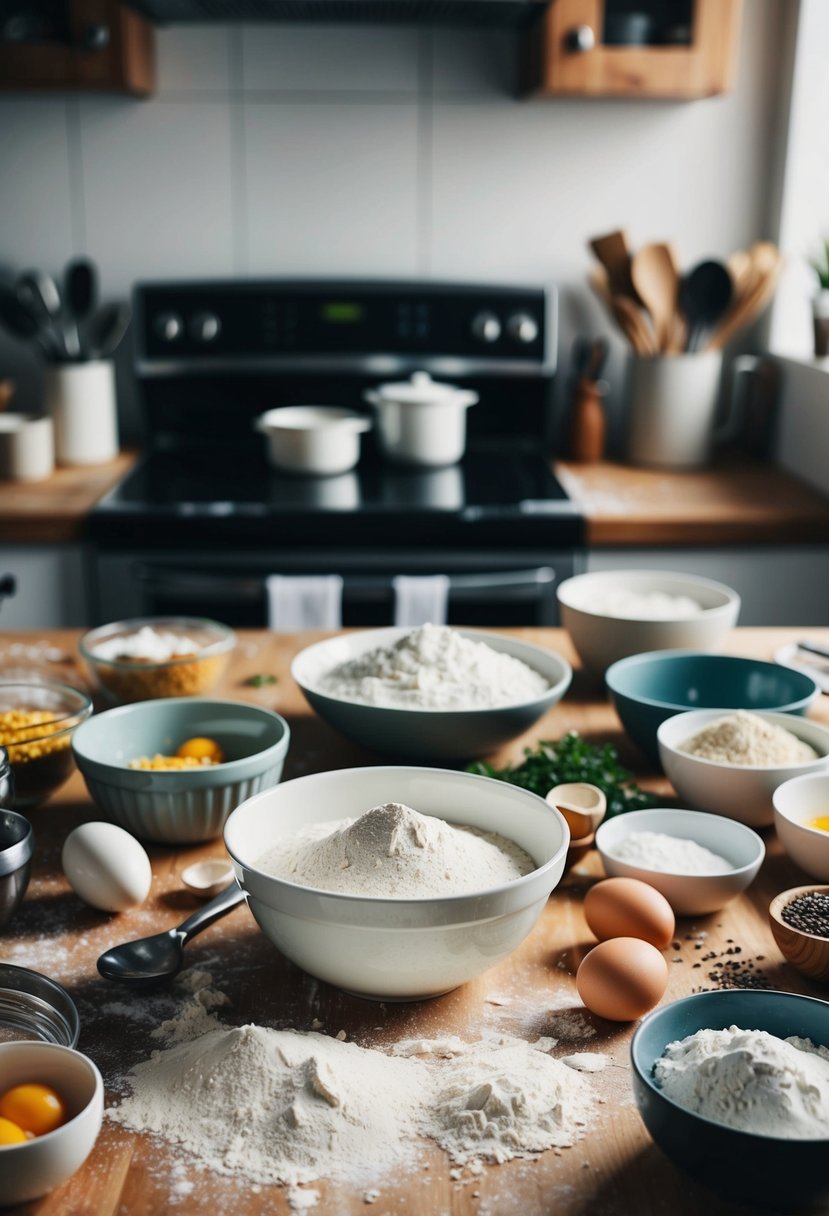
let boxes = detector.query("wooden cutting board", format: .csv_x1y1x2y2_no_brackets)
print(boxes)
3,627,829,1216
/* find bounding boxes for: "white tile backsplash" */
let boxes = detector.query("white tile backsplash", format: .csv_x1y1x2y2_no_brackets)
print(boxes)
78,99,235,293
0,100,74,272
240,24,421,92
155,24,233,95
243,102,419,275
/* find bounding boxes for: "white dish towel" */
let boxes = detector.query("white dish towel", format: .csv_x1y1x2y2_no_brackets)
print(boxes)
266,574,344,631
392,574,450,627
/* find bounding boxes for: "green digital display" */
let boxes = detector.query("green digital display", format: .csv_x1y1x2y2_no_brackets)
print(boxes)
321,302,365,324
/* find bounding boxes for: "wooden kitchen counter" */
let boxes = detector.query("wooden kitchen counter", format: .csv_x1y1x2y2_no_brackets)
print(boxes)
555,454,829,546
0,452,137,544
4,627,829,1216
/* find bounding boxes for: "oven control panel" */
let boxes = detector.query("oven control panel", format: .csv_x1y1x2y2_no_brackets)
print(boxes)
135,280,548,364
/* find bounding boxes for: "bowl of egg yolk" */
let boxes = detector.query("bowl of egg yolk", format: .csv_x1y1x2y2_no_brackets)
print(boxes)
0,1042,104,1205
71,697,291,844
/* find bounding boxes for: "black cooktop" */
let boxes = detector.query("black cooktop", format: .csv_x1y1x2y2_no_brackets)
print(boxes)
90,443,583,551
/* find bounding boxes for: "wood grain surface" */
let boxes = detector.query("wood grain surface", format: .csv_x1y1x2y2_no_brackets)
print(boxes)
3,627,829,1216
0,453,136,544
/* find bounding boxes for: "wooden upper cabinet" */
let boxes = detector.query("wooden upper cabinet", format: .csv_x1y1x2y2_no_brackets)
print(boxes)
522,0,742,99
0,0,155,96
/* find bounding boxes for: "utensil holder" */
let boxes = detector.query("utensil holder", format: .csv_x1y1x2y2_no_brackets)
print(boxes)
46,361,118,466
626,352,725,468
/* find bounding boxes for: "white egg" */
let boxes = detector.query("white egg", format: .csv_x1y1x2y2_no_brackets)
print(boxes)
62,822,152,913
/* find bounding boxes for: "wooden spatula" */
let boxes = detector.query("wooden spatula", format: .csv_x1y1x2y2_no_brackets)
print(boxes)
631,243,680,354
589,230,636,299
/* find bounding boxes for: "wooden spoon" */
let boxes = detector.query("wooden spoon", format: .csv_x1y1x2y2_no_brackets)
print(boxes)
611,294,658,355
705,246,782,351
630,243,680,354
589,230,636,299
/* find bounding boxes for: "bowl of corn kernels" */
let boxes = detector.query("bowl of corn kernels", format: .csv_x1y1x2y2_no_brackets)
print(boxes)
78,617,236,706
0,681,93,809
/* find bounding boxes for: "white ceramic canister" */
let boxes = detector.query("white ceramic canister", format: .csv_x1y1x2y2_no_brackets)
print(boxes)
0,413,55,481
46,360,119,466
364,372,478,467
254,406,371,476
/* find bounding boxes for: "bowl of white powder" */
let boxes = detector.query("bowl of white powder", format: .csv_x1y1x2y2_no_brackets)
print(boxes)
223,765,570,1000
595,807,765,915
657,708,829,828
631,989,829,1208
556,569,740,677
291,624,572,761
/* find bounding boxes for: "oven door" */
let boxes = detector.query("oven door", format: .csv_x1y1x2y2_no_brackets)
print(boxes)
90,550,577,627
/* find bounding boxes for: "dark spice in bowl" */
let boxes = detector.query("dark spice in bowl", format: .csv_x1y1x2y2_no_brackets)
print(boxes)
782,890,829,938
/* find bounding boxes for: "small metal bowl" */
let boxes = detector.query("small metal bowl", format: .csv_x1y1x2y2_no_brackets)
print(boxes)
0,963,80,1047
0,808,33,928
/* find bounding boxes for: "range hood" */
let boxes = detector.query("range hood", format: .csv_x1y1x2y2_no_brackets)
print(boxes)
122,0,549,26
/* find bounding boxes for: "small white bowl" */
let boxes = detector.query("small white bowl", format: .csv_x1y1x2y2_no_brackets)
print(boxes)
0,1041,103,1205
557,569,740,676
255,406,371,476
773,772,829,882
224,765,569,1001
658,709,829,828
291,627,572,761
595,807,765,915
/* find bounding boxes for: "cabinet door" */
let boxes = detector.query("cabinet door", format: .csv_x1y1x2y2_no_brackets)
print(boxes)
0,0,154,96
523,0,742,99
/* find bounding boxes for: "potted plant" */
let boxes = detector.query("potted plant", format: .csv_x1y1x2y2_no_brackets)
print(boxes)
810,237,829,358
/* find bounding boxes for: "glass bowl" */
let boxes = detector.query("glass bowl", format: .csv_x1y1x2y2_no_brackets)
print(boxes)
78,616,236,706
0,680,92,809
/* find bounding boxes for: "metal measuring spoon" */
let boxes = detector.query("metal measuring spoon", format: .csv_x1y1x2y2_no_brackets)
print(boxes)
97,882,245,986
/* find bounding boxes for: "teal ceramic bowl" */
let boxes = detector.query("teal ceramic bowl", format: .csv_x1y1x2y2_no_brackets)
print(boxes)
72,698,290,844
605,650,819,765
631,990,829,1209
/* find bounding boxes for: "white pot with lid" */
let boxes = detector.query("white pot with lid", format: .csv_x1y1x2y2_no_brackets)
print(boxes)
254,406,371,476
364,372,478,467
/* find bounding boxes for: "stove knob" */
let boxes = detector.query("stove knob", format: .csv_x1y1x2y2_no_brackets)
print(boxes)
189,311,221,343
507,312,539,344
471,311,501,343
154,311,183,342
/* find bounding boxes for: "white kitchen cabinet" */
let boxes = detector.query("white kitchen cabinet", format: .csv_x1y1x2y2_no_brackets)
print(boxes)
585,548,829,626
0,546,90,629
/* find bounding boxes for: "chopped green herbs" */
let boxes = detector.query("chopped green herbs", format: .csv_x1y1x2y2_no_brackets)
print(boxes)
245,673,278,688
467,731,655,819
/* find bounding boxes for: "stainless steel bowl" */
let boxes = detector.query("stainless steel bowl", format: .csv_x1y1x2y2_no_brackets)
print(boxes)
0,808,33,928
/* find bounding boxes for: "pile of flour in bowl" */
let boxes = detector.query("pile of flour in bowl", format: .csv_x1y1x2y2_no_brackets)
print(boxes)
257,802,535,897
317,624,549,710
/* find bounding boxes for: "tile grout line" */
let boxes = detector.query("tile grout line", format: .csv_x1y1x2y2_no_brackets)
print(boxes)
65,98,87,257
416,29,433,278
228,28,249,276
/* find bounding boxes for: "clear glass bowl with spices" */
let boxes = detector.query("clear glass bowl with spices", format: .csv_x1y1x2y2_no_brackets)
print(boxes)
0,681,92,810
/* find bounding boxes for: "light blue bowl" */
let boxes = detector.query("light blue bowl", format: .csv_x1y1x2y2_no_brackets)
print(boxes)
72,698,290,844
631,990,829,1208
606,650,819,765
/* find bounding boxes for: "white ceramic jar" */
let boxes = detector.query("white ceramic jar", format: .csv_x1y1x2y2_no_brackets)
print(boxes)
254,406,371,476
45,360,119,466
364,372,478,467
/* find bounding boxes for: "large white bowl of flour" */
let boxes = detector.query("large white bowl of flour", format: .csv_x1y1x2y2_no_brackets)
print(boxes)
224,766,569,1000
291,624,572,761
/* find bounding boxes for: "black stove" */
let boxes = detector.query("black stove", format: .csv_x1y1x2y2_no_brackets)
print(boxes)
89,279,583,627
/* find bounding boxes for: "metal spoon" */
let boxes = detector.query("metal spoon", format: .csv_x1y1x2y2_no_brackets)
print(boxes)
96,881,245,986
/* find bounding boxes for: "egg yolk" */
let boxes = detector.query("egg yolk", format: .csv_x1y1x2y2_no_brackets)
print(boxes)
807,815,829,833
0,1084,68,1136
176,736,225,765
0,1116,28,1145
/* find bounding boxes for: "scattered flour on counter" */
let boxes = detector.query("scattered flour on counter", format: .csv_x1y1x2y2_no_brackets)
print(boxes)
317,623,549,710
108,1029,593,1192
654,1026,829,1138
606,831,732,875
257,801,534,897
559,1053,610,1073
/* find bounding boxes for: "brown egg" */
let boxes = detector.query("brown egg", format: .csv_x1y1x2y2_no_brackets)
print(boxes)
576,937,668,1021
583,876,675,949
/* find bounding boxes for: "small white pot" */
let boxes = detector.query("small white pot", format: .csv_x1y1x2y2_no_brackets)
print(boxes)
45,360,119,466
364,372,478,467
254,406,371,476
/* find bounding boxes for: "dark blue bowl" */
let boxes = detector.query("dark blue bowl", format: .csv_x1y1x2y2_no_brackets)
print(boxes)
605,650,819,765
631,990,829,1209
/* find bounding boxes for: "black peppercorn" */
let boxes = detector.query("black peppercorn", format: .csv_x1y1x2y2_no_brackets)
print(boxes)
781,891,829,939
